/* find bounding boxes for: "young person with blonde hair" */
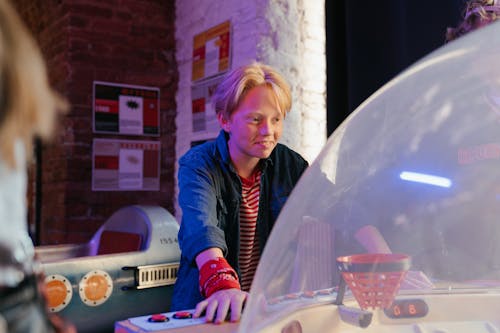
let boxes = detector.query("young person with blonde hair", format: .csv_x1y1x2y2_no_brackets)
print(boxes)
171,62,308,323
0,0,72,332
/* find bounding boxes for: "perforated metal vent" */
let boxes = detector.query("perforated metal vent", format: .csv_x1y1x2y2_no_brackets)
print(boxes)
134,263,179,289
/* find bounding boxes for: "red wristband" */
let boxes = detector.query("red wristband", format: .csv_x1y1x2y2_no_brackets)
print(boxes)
203,273,241,297
199,257,240,297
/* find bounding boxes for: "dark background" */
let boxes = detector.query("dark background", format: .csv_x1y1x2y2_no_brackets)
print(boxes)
326,0,465,135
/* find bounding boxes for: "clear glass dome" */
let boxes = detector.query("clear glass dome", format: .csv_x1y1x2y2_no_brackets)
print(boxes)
239,21,500,332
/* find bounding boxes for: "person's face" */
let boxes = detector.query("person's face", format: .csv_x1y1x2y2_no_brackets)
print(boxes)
219,85,284,168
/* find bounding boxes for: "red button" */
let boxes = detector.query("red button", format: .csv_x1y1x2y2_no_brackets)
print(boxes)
149,314,168,322
173,311,192,319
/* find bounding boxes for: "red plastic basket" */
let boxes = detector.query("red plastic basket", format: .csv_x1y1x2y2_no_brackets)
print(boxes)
336,253,410,310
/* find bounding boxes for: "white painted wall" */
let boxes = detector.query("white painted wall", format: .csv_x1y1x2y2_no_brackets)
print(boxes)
174,0,326,220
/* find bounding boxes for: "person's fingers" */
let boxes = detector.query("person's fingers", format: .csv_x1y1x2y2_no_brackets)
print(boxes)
48,314,77,333
214,298,230,324
193,299,208,318
195,289,248,323
204,298,219,322
229,291,248,322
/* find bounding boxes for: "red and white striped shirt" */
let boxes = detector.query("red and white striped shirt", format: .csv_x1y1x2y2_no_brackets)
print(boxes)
239,170,261,291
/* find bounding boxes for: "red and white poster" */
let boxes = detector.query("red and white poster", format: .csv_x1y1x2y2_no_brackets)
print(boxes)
93,81,160,136
192,21,231,82
92,139,160,191
191,75,223,138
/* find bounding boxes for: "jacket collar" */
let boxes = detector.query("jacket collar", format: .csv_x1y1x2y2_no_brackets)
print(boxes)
215,130,232,166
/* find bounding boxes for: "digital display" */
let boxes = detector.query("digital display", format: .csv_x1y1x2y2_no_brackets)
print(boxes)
383,299,429,319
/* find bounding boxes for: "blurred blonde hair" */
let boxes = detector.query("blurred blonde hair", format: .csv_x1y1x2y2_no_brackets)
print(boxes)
0,0,67,169
446,0,500,42
212,62,292,120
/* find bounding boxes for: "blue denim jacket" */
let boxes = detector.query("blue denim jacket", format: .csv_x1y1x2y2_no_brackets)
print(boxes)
171,130,308,310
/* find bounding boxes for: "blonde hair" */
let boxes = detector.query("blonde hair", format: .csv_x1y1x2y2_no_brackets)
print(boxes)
446,0,500,42
0,0,67,169
212,62,292,120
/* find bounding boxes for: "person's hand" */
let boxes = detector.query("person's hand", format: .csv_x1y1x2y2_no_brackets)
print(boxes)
193,288,248,324
48,314,77,333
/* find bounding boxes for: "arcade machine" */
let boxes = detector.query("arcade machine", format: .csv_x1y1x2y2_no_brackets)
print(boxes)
116,20,500,332
36,205,181,333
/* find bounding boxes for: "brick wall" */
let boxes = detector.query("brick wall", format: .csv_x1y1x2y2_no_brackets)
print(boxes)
15,0,178,244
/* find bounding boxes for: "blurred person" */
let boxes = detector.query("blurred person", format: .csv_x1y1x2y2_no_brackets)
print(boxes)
446,0,500,42
171,62,309,323
0,0,73,332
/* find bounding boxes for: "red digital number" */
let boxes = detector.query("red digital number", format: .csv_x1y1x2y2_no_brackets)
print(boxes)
393,305,401,317
384,299,428,319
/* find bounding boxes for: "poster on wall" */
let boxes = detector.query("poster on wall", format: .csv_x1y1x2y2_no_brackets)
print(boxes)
93,81,160,136
92,138,160,191
192,20,231,82
191,75,224,139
